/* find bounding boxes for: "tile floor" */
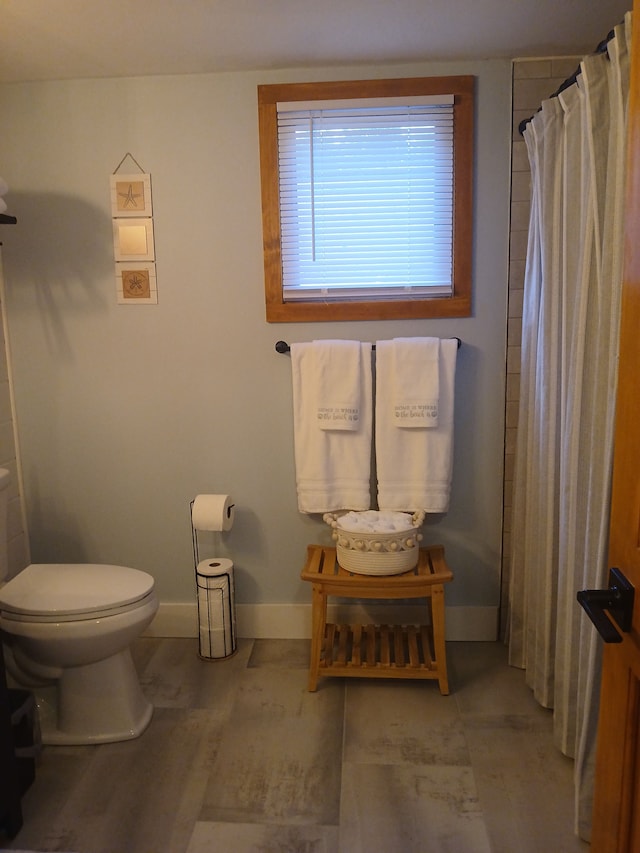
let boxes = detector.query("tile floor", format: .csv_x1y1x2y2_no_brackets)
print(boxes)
2,639,589,853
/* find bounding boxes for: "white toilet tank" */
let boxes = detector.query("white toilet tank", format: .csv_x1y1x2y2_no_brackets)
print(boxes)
0,467,11,582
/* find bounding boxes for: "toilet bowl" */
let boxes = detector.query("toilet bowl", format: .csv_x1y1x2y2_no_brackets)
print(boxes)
0,470,159,745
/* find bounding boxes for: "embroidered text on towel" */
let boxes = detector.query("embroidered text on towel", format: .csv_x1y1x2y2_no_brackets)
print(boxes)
313,340,363,431
391,337,440,428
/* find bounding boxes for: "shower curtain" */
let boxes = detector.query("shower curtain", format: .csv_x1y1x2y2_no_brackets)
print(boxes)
508,13,632,841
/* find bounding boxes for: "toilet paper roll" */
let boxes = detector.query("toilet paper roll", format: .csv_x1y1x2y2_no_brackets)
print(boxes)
196,557,234,577
191,494,235,532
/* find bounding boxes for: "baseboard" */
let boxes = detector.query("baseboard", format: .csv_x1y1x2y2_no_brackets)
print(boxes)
145,602,499,642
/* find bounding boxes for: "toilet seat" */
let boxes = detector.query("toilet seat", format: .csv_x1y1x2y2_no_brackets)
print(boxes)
0,563,156,622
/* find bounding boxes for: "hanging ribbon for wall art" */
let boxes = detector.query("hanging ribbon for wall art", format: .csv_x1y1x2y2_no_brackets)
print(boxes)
110,153,158,304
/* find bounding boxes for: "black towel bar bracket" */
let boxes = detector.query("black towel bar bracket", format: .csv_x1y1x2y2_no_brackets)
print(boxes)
275,338,462,354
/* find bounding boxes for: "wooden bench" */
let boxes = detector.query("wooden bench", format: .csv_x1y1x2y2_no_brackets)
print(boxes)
300,544,453,694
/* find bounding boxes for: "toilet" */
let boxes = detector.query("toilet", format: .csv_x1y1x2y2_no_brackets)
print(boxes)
0,468,159,745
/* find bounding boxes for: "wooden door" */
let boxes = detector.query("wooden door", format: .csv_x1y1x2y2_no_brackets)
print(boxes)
590,1,640,848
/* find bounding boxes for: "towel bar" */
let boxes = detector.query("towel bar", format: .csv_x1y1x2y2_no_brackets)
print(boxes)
275,338,461,354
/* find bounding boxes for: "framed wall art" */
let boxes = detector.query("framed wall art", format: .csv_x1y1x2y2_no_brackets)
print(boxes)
112,217,155,261
110,173,153,218
111,153,158,304
115,262,158,304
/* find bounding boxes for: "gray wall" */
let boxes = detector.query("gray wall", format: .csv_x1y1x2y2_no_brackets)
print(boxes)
0,58,511,618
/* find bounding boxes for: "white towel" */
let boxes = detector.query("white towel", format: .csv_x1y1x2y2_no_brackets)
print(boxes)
376,337,457,513
390,337,440,427
313,339,362,431
291,341,373,513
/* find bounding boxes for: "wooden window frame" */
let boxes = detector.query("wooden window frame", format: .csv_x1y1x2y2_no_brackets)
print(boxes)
258,76,475,323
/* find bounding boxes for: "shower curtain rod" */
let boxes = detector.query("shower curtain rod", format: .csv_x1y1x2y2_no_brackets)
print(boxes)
518,24,619,136
275,338,462,354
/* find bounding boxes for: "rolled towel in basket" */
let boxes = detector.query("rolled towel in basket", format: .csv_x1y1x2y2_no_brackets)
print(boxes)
336,509,416,533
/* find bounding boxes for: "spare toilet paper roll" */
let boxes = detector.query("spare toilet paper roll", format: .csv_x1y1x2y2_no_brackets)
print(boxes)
196,557,234,577
191,494,235,532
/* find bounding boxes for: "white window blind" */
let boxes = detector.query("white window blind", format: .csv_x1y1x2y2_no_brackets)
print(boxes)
276,95,455,302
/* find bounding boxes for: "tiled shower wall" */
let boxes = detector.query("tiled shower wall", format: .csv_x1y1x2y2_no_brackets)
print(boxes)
501,57,581,637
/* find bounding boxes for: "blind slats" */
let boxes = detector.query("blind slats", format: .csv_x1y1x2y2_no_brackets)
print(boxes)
277,100,454,299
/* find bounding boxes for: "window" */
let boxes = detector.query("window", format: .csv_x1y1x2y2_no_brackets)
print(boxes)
258,76,474,322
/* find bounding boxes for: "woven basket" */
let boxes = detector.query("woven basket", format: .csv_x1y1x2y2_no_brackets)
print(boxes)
324,511,424,576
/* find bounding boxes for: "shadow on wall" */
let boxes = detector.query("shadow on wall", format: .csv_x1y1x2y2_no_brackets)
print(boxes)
1,191,114,357
24,474,91,567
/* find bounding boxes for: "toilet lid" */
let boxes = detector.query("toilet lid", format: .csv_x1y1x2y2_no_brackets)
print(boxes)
0,564,155,617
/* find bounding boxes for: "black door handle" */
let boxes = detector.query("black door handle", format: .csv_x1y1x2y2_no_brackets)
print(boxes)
577,568,634,643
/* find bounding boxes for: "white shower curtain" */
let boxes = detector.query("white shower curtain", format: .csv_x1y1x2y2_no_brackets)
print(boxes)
508,13,631,841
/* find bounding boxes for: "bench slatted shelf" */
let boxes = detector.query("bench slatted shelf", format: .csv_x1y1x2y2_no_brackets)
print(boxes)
301,544,453,694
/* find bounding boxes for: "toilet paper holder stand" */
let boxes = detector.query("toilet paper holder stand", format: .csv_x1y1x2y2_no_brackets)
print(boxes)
189,499,238,660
